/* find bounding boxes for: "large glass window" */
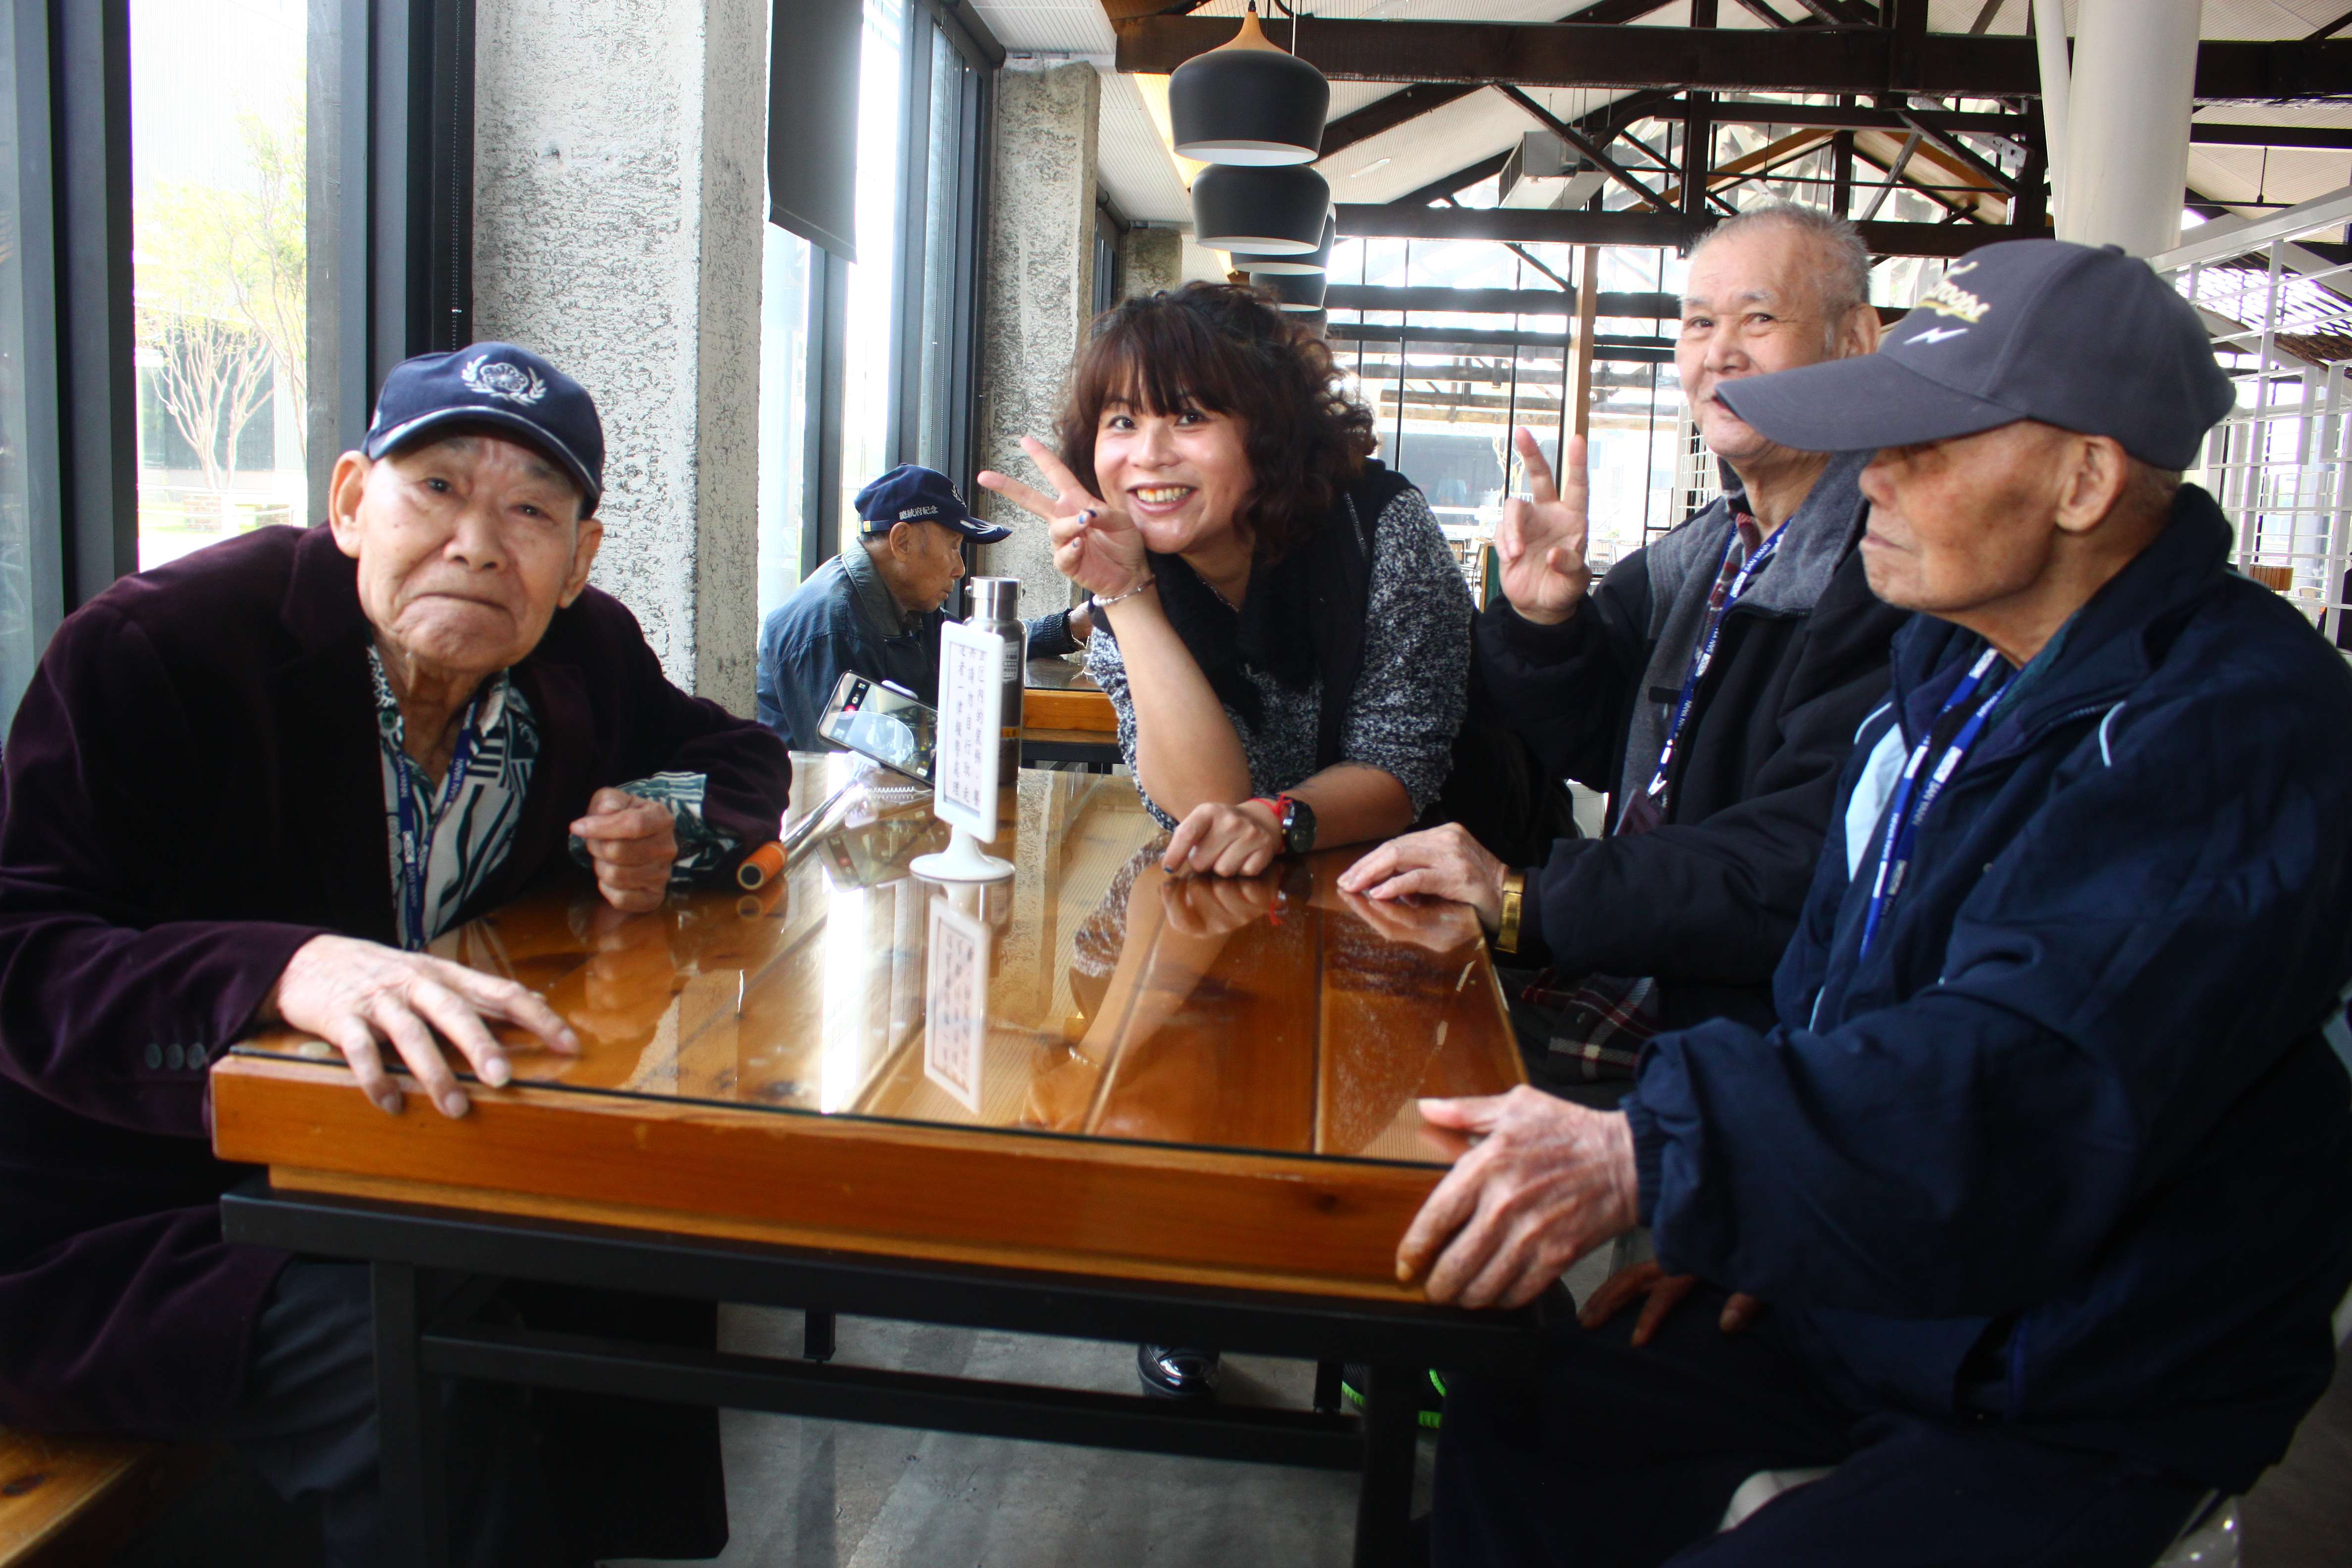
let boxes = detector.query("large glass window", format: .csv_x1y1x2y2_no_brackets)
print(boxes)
758,0,994,615
129,0,312,570
758,226,817,623
0,0,54,725
837,0,906,525
909,23,982,476
1331,221,1684,577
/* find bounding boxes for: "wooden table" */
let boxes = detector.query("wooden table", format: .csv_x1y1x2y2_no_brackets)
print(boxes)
1021,655,1120,768
212,757,1536,1567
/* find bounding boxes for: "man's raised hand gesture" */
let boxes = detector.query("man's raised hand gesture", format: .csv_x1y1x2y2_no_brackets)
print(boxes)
1495,427,1594,627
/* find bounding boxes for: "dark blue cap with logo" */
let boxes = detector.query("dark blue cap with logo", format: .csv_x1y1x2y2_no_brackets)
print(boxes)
1716,239,2234,471
854,465,1009,543
363,343,605,512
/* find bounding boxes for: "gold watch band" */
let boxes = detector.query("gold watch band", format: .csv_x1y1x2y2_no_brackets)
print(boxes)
1496,870,1526,955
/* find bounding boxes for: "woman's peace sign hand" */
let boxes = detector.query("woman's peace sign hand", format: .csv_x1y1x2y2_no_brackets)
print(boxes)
977,437,1151,601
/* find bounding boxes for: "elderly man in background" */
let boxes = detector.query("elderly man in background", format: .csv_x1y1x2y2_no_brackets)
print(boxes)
1405,240,2352,1567
1347,203,1911,1339
0,344,790,1564
755,463,1088,750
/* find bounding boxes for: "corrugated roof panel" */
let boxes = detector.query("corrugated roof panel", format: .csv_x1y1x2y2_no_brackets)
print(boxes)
1098,72,1193,221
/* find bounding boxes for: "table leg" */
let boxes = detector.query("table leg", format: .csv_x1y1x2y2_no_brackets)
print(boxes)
1352,1363,1418,1568
803,1308,837,1362
373,1262,451,1568
1314,1358,1345,1415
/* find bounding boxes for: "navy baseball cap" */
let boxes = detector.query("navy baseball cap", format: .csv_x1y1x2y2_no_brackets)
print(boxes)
854,465,1009,542
1716,239,2235,471
363,343,605,513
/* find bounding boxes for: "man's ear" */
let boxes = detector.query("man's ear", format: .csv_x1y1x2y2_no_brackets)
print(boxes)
887,520,919,560
559,518,605,608
326,451,372,559
2053,435,2131,537
1842,303,1883,358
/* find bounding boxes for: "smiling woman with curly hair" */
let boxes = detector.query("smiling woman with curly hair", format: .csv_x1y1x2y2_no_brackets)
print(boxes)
979,282,1472,882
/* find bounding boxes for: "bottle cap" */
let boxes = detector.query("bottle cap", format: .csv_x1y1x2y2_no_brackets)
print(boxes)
968,577,1021,622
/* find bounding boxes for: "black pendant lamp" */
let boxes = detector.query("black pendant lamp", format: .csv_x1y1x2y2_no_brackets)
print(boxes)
1170,5,1329,166
1230,212,1335,276
1193,164,1331,254
1249,268,1328,312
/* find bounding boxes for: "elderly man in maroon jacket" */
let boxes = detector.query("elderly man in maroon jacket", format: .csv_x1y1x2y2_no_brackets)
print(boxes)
0,343,790,1564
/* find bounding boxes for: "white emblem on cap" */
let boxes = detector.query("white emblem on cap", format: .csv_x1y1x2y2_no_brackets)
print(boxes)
459,355,547,405
1915,259,1990,325
1908,325,1969,346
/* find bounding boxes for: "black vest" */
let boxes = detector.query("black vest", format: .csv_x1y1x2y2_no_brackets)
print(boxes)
1146,461,1575,865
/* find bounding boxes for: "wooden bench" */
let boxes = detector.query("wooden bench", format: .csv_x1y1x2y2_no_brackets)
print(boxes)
0,1426,211,1567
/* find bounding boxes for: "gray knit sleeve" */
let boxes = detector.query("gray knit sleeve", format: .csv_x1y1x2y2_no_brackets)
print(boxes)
1084,620,1179,829
1344,489,1472,813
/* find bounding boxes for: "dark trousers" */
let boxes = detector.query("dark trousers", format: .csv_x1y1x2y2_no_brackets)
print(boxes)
190,1260,727,1568
1433,1287,2205,1568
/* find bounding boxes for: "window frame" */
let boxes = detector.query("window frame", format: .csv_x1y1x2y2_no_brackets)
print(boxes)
15,0,474,634
887,0,998,492
784,0,997,584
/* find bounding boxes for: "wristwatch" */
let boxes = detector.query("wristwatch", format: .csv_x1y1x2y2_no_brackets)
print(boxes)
1496,870,1526,955
1252,794,1317,855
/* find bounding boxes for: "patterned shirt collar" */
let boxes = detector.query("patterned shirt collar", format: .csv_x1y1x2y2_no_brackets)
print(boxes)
366,647,513,760
368,646,541,950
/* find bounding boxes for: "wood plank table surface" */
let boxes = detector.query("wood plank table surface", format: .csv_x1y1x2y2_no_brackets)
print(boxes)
212,756,1525,1301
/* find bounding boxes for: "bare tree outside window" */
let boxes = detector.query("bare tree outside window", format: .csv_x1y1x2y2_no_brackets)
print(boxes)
136,310,275,509
132,0,308,570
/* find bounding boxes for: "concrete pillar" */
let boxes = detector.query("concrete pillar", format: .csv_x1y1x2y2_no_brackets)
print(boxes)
972,62,1100,603
472,0,768,713
2057,0,2202,257
1118,225,1182,302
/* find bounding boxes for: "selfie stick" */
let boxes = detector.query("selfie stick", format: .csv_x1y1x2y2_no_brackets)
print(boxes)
912,620,1014,883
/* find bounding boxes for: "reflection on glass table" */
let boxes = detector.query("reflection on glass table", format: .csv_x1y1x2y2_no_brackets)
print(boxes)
235,755,1521,1167
1023,655,1100,692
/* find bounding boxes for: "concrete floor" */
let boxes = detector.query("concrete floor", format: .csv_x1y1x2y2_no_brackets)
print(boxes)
607,1249,1625,1568
613,1240,2351,1568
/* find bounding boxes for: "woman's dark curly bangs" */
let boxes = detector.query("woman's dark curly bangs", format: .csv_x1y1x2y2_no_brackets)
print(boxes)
1058,283,1377,565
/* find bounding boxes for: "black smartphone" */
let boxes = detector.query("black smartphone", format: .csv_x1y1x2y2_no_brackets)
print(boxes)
816,672,938,784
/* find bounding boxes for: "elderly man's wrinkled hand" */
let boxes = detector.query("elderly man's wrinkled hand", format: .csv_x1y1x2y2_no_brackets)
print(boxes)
1496,427,1594,626
1338,885,1483,956
1396,1086,1639,1310
266,934,581,1118
1335,823,1509,932
1577,1261,1764,1347
571,787,678,913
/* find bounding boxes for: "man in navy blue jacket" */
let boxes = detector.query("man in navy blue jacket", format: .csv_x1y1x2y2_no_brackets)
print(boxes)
1405,240,2352,1567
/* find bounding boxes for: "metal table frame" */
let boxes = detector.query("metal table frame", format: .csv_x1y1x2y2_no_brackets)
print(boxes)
222,1177,1545,1568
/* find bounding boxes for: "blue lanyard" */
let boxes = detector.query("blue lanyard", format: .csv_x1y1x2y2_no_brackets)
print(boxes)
1637,521,1785,810
1858,647,2011,959
392,692,488,948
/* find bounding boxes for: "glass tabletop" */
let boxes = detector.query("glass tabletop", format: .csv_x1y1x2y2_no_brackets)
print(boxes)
234,755,1520,1168
1023,655,1099,691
